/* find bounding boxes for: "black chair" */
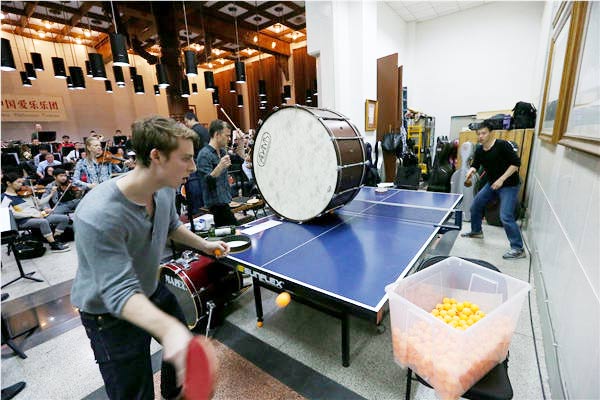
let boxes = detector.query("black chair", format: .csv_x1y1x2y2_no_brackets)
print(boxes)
405,256,513,400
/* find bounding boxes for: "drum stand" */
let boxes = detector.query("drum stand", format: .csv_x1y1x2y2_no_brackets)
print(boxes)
205,301,216,337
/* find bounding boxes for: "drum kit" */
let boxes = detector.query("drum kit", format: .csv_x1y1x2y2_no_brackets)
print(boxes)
162,105,368,329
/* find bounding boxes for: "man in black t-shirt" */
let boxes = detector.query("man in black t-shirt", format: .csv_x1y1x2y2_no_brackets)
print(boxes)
461,120,525,259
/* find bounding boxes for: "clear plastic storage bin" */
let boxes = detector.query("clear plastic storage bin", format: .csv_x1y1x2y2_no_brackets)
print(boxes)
385,256,530,400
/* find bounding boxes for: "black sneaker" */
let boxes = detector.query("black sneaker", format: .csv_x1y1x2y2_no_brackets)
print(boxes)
50,242,70,252
461,231,484,238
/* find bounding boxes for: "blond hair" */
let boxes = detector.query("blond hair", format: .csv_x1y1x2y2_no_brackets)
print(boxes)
130,115,196,167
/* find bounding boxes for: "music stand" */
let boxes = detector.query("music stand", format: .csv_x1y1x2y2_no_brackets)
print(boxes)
0,208,44,289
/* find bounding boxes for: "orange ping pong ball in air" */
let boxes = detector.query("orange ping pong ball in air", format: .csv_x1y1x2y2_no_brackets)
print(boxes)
276,292,291,308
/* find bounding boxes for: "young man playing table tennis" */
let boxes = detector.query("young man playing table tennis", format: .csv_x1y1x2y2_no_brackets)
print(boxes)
72,115,228,399
461,120,525,259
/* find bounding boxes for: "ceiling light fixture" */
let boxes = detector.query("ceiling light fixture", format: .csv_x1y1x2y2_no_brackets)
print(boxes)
105,80,113,93
231,6,245,83
199,3,215,92
109,1,129,66
182,2,197,77
1,38,17,71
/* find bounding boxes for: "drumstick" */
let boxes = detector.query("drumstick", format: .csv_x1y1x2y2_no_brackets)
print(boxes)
184,336,217,400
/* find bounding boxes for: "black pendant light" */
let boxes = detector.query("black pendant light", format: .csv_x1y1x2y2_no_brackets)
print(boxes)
237,94,244,108
235,61,245,83
25,63,37,80
105,80,113,93
313,79,318,96
85,60,93,77
204,71,215,92
154,84,160,96
155,64,169,88
212,86,220,105
283,85,291,100
20,71,32,87
69,66,86,90
306,89,313,104
229,81,236,93
113,65,125,86
1,38,17,71
89,53,107,80
281,93,287,105
259,80,267,97
66,75,74,89
109,33,129,67
129,66,137,81
192,83,198,95
31,52,44,71
133,74,145,94
181,77,190,98
52,56,67,79
184,50,197,77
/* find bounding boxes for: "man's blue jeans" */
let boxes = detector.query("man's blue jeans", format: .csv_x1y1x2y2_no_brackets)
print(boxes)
470,182,523,250
80,283,185,400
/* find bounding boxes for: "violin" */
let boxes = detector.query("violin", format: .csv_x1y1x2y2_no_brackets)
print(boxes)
17,185,45,197
97,150,127,165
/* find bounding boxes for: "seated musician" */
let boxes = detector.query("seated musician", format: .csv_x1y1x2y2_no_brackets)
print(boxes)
57,135,75,153
1,172,70,252
39,165,56,186
44,168,81,215
72,137,123,191
37,153,62,179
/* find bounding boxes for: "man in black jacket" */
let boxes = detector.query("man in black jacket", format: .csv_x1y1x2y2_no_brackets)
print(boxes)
461,120,525,259
184,112,210,157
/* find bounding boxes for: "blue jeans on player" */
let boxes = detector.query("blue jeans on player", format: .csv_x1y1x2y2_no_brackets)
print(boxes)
470,182,523,250
80,283,185,400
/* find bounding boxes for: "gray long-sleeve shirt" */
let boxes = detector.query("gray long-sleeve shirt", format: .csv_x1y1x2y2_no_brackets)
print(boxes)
71,179,182,316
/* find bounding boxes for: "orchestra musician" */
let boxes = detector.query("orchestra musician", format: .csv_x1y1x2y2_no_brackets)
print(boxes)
43,167,82,215
72,137,126,190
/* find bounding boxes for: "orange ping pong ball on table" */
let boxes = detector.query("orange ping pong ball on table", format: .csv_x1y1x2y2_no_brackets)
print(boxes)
276,292,291,308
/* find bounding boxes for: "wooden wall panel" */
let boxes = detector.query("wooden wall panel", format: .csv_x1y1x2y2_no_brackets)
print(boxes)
293,47,317,107
377,53,399,182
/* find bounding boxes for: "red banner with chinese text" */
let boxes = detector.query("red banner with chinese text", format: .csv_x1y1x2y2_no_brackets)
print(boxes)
1,95,67,121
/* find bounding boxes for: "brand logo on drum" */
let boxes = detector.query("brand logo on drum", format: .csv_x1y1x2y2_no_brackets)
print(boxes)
240,266,284,289
164,275,187,291
257,131,271,167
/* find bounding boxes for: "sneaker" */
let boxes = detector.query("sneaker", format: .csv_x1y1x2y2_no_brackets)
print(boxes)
50,242,70,252
461,231,484,238
503,248,526,259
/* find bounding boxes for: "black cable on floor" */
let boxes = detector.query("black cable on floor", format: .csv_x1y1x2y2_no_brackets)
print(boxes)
520,217,547,400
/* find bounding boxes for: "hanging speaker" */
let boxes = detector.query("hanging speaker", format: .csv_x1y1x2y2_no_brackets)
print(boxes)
204,71,215,92
154,84,160,96
25,63,37,80
155,64,169,88
69,66,86,90
1,38,17,71
105,80,113,93
234,61,245,83
113,65,125,86
110,33,130,66
85,60,93,77
20,71,32,87
31,52,44,71
184,50,197,77
89,53,107,80
133,74,145,94
52,57,67,79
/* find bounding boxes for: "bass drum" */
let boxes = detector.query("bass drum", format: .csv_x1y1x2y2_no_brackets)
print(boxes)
253,105,366,222
160,254,242,329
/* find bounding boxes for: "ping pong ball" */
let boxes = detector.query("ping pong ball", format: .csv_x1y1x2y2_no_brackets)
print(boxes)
214,248,222,257
276,292,291,308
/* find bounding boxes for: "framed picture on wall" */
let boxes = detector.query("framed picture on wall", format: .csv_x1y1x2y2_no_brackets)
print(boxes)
559,2,600,156
538,3,573,142
365,99,378,131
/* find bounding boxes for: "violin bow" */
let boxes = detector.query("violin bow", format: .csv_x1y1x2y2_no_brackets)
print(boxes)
48,182,73,215
217,106,243,155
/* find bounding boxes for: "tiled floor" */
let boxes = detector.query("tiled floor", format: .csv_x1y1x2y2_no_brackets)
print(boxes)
1,218,550,399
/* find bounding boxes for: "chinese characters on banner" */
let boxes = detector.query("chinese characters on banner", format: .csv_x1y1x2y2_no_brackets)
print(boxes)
1,95,67,121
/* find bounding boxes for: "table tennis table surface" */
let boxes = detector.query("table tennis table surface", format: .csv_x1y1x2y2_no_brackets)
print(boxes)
229,187,462,314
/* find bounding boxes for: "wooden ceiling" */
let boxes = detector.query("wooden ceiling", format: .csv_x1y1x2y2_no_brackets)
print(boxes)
0,1,307,69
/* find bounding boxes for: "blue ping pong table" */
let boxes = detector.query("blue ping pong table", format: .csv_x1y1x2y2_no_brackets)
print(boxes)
224,187,462,366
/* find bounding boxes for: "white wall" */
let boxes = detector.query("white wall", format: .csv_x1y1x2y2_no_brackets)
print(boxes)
525,3,600,399
409,1,544,139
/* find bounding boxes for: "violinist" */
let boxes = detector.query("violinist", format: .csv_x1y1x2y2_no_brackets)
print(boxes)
44,168,81,215
1,172,70,252
72,137,123,191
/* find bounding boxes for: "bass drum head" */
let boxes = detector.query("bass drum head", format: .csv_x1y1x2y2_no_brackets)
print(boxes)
253,107,338,221
160,266,198,329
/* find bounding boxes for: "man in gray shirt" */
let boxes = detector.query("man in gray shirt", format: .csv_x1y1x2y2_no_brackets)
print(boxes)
72,115,229,399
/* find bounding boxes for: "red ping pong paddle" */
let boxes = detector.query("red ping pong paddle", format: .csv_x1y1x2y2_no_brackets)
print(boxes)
184,336,217,400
